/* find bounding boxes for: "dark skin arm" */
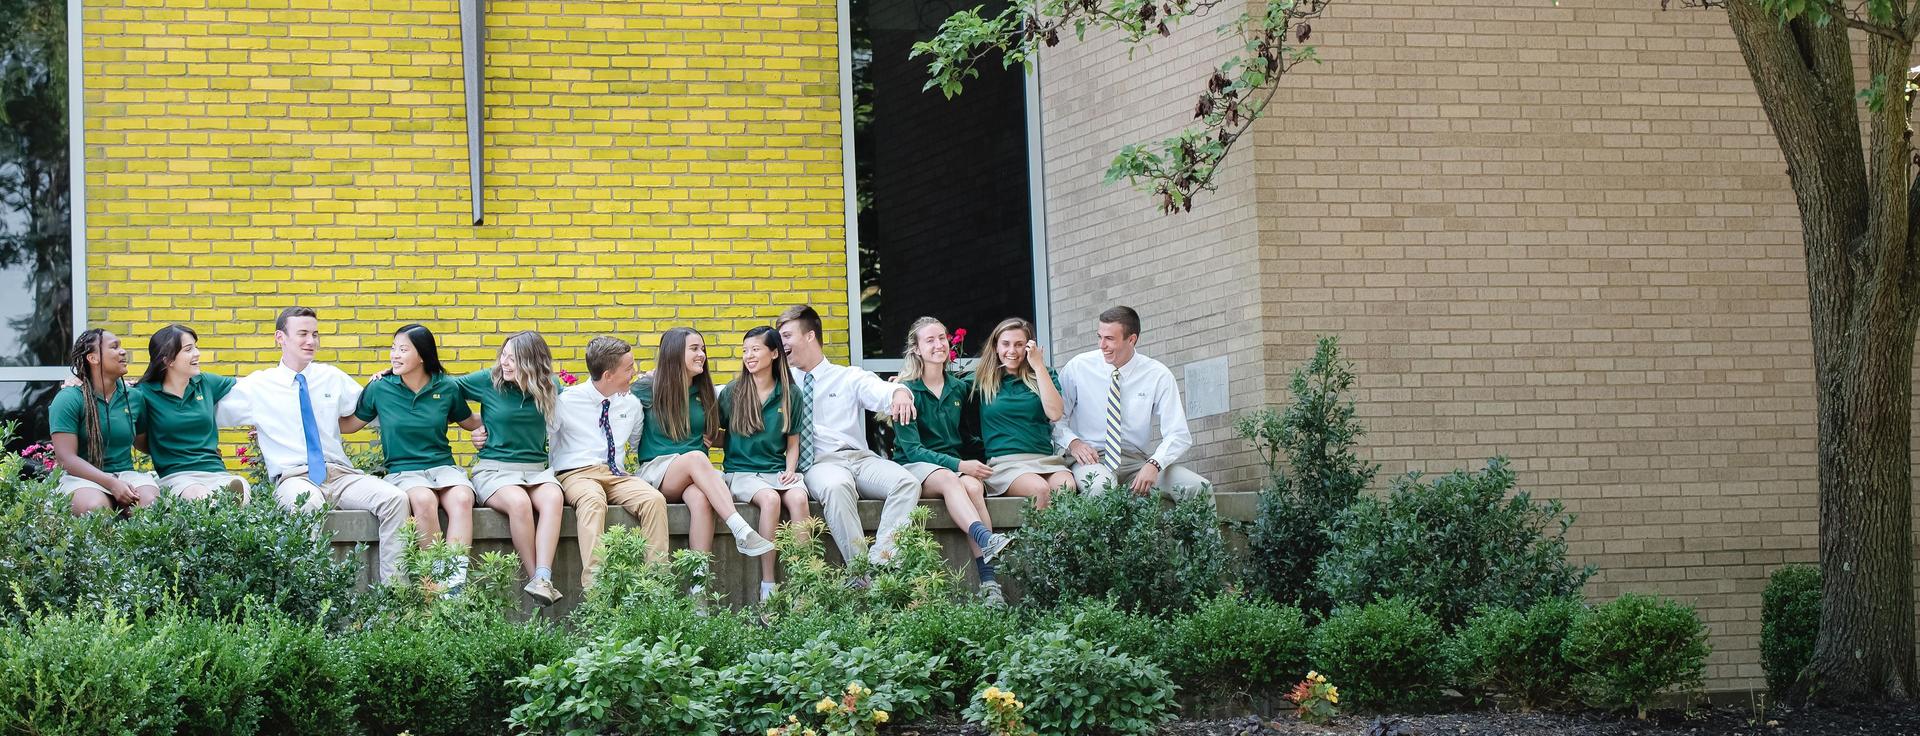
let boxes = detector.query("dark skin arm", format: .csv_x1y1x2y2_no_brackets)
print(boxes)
51,432,136,504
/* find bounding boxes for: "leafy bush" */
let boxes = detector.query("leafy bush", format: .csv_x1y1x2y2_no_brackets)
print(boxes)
1761,565,1820,696
1316,457,1594,630
1309,597,1448,710
1564,593,1710,719
885,601,1027,705
250,614,364,736
1161,592,1309,693
510,636,726,736
152,614,268,736
445,615,579,735
0,611,184,736
766,509,964,617
1447,596,1585,710
0,467,130,626
1002,488,1227,616
111,494,359,623
971,627,1177,736
344,621,477,736
1239,336,1377,611
1028,596,1163,661
720,632,946,735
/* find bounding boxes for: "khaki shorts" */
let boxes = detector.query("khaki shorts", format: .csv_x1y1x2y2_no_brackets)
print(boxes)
901,461,951,485
469,460,557,506
725,471,805,503
158,471,250,501
57,470,158,496
384,465,473,493
634,454,681,489
985,453,1074,496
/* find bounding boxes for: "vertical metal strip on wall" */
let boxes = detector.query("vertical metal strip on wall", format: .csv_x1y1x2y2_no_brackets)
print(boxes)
460,0,485,225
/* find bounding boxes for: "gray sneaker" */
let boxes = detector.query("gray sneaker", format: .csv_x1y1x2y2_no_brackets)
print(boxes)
980,532,1014,564
523,578,562,606
980,580,1006,607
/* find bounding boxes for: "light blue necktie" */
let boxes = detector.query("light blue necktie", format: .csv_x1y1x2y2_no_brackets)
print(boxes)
296,373,328,485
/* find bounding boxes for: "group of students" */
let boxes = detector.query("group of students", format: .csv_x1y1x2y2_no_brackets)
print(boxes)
46,303,1207,606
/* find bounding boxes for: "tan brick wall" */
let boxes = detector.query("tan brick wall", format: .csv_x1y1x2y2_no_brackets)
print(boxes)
1038,0,1274,491
1039,0,1908,691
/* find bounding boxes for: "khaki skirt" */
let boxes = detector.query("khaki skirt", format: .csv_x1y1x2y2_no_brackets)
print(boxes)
984,453,1073,496
470,460,557,505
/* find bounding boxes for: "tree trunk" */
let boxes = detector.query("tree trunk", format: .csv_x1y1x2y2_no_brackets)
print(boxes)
1722,0,1919,703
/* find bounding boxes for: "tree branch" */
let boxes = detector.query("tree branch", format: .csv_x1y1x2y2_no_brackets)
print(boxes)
1845,13,1910,43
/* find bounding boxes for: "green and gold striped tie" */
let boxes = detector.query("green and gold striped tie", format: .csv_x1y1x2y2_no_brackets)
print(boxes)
1102,367,1123,470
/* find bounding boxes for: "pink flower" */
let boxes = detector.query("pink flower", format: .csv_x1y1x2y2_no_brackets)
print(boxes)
559,370,579,386
951,328,967,343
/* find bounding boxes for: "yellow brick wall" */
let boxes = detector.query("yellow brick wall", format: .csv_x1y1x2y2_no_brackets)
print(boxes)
82,0,848,456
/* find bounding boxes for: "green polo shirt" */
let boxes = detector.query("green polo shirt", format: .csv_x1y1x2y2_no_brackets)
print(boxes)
634,378,709,463
49,383,143,473
719,382,793,474
456,369,556,465
355,372,473,472
893,372,977,472
135,373,237,476
979,369,1059,459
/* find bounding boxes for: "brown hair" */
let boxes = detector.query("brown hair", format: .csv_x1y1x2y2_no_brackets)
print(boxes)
724,326,793,437
972,317,1037,404
275,306,317,333
776,305,824,345
493,331,559,425
584,336,633,381
1098,305,1141,338
648,327,721,446
900,316,947,382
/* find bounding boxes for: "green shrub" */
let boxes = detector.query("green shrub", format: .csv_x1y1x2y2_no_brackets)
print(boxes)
445,616,579,736
152,614,267,736
766,508,965,617
1563,593,1710,719
345,621,477,736
0,472,131,626
113,495,359,623
0,610,184,736
1761,565,1820,695
1316,458,1594,630
1162,593,1310,693
764,609,878,653
885,601,1026,706
719,632,945,735
1002,489,1228,616
509,636,725,736
970,627,1177,736
1239,336,1377,612
250,614,363,736
1309,597,1448,710
1029,597,1163,661
1447,596,1585,710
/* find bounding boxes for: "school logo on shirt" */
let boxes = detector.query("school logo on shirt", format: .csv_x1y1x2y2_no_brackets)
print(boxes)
432,394,442,399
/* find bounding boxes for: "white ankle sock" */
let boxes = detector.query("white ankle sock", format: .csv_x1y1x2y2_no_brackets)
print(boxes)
725,514,755,538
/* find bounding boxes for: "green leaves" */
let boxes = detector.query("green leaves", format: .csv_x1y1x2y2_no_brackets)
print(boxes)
1309,597,1449,710
1563,594,1711,719
999,488,1229,617
969,627,1178,736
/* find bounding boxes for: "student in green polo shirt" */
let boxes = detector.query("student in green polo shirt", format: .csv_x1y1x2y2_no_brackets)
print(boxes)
892,317,1016,605
456,330,568,605
132,324,249,503
974,317,1075,509
51,329,158,516
341,324,484,590
634,327,775,580
717,325,816,602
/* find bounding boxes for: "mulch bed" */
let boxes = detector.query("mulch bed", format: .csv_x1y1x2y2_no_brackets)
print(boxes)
894,703,1920,736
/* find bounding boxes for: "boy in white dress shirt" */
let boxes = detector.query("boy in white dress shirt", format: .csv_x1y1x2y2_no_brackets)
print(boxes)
1054,306,1211,500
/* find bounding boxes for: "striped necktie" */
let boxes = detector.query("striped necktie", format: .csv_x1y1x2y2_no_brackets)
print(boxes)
1101,367,1123,471
797,372,816,471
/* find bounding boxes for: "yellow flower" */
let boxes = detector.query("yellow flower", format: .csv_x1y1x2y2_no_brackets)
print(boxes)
767,729,781,736
1328,692,1340,704
816,697,836,713
984,686,1002,700
872,710,890,724
1307,671,1319,681
803,730,817,736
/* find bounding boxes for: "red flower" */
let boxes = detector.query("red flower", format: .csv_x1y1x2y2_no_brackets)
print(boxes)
951,328,967,343
559,369,579,386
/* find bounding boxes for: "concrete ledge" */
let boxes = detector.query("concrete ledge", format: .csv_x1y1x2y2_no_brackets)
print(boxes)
324,491,1257,615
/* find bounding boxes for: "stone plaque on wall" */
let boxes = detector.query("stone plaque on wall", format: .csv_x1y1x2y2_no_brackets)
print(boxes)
1184,356,1229,419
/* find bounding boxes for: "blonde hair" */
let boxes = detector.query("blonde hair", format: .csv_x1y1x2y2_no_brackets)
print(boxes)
972,317,1037,404
900,316,947,381
493,331,559,424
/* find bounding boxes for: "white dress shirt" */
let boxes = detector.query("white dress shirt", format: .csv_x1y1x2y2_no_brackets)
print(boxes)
1052,350,1193,468
549,381,644,473
218,361,361,481
791,359,905,456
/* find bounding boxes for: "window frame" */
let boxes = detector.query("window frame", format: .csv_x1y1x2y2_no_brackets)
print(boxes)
0,0,85,382
836,0,1051,373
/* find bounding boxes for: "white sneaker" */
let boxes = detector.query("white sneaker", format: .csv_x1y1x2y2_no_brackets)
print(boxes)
981,532,1013,564
734,528,775,557
523,578,562,606
980,580,1006,607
